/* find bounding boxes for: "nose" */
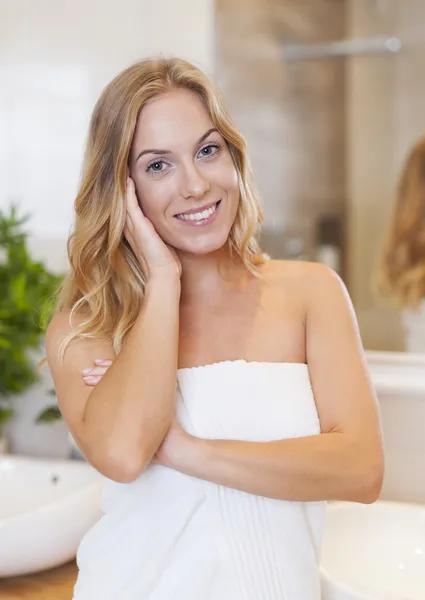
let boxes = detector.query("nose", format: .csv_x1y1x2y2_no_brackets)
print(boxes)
179,162,210,201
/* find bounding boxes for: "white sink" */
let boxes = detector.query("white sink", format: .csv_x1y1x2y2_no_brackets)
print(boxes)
321,501,425,600
0,455,103,577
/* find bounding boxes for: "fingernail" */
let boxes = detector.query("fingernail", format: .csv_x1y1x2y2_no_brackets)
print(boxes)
94,359,110,365
82,368,92,374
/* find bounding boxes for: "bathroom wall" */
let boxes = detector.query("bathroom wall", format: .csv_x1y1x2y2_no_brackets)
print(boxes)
215,0,346,265
0,0,214,272
346,0,425,350
217,0,425,351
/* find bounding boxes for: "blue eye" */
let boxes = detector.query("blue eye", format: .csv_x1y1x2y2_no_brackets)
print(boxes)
146,160,166,173
198,143,221,158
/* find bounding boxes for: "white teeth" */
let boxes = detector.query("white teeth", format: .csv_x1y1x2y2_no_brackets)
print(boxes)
176,203,217,222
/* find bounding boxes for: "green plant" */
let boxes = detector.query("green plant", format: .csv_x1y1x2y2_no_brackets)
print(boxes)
0,406,13,437
36,389,62,423
0,205,64,432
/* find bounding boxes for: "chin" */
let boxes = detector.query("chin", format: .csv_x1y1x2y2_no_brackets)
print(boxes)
171,230,231,256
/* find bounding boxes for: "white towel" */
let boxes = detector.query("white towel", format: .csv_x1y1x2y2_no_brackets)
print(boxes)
74,361,325,600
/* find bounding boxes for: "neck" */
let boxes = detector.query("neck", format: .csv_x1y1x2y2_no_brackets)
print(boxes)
178,246,249,302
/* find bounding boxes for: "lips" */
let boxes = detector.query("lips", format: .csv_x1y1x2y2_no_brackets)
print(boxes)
175,200,221,223
174,200,221,225
174,200,219,218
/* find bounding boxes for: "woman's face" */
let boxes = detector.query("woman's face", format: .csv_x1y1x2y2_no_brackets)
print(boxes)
129,89,240,255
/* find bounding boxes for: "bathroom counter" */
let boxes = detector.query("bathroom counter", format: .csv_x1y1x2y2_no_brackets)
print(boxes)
0,561,77,599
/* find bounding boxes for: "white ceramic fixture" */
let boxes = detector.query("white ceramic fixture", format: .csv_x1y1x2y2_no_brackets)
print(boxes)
365,350,425,505
366,350,425,394
0,455,103,577
321,500,425,600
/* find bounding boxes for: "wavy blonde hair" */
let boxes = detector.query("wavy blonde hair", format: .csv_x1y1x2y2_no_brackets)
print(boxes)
376,136,425,309
54,57,266,358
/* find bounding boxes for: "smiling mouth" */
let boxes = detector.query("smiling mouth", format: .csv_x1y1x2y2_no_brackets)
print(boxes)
174,200,221,222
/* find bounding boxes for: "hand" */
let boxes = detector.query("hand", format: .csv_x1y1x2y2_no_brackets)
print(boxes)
81,359,113,385
155,416,194,469
125,177,181,280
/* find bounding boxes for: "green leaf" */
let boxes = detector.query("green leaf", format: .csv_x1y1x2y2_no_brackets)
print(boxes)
0,337,11,348
36,405,63,423
0,406,14,426
0,205,65,410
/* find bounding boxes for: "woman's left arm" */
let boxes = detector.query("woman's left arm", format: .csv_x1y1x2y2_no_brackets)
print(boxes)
164,265,382,503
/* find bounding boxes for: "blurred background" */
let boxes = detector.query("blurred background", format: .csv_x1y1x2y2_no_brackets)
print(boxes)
1,1,425,595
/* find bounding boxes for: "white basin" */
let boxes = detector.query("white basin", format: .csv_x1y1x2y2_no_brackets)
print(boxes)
366,350,425,394
0,455,103,577
321,501,425,600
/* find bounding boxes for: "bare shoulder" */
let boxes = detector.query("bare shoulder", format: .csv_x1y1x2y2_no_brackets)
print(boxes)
262,259,348,307
264,258,341,283
46,309,80,340
45,310,85,363
264,261,363,358
45,310,114,368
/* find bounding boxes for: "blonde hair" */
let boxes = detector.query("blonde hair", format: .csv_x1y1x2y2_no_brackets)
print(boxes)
55,57,266,358
376,136,425,309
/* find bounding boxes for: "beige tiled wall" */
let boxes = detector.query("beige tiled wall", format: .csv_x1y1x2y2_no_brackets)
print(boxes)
217,0,425,351
215,0,346,265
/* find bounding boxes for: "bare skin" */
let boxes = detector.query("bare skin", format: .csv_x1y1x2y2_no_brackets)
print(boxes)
46,89,384,500
85,258,384,502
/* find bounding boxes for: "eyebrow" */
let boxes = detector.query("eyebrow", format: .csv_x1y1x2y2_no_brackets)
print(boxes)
135,127,219,163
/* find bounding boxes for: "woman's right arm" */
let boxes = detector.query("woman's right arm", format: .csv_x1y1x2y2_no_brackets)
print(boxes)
46,273,180,483
46,177,181,483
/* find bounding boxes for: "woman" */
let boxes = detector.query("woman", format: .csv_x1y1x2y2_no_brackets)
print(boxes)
46,57,384,600
376,136,425,353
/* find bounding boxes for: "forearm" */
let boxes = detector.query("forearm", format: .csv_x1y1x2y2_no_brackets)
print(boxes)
174,433,383,503
83,274,180,478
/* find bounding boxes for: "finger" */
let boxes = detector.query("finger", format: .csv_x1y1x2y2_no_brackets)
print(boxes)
83,375,102,386
90,366,109,375
124,224,132,240
126,180,151,240
126,211,135,230
126,177,142,215
141,216,156,233
124,226,135,249
81,366,109,376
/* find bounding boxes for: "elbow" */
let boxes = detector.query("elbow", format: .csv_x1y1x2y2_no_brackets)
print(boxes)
93,442,153,484
107,461,144,484
95,423,170,483
354,457,385,504
102,451,150,483
363,467,384,504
